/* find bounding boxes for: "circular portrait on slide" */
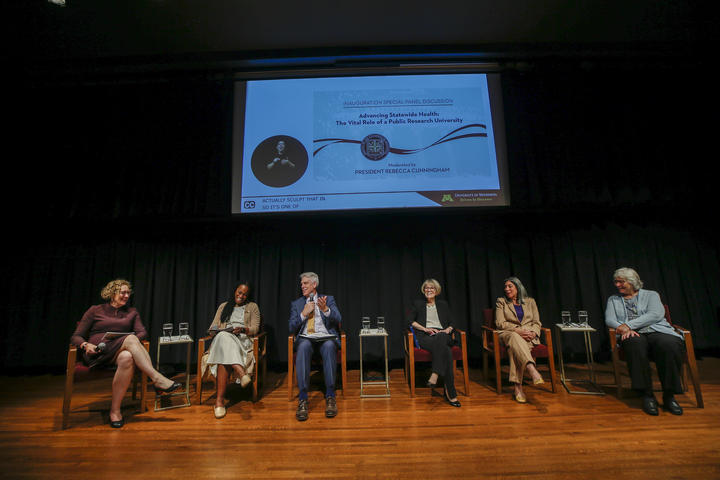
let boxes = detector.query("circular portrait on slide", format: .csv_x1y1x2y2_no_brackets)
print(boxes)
251,135,308,188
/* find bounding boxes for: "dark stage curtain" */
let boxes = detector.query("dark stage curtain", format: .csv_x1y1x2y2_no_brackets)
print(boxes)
2,69,717,371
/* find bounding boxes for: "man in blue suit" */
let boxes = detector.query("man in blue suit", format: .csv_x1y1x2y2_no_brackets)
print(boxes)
289,272,342,421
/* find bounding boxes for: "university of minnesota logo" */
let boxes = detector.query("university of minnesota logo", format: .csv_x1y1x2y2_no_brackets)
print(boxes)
360,134,390,161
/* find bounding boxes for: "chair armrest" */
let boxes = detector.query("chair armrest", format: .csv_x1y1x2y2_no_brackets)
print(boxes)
608,327,618,351
480,325,495,348
339,329,347,353
480,324,502,352
66,344,78,375
672,324,691,335
253,331,268,357
196,336,211,385
540,327,552,342
197,335,212,354
455,328,468,351
403,329,412,354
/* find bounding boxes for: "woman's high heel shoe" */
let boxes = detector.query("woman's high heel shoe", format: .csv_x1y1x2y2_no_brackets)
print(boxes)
443,388,461,407
153,381,182,395
110,418,124,428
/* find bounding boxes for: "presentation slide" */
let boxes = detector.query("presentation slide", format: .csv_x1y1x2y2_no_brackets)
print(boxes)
231,73,509,214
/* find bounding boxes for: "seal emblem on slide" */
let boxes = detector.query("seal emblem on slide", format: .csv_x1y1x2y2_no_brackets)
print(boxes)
360,134,390,161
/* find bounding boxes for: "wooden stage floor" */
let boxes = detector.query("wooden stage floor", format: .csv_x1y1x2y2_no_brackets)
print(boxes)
1,360,719,479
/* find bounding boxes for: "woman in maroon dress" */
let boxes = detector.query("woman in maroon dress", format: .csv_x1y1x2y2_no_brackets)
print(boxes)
71,279,180,428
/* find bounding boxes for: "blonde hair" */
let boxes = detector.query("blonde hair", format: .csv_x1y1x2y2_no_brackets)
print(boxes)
100,279,133,300
420,278,442,296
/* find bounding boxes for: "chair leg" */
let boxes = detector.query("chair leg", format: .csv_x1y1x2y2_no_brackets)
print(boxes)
609,337,623,399
288,336,295,401
252,372,259,402
683,333,704,408
340,335,347,398
252,337,260,402
138,370,147,413
545,331,558,393
254,355,266,403
494,349,502,394
131,375,138,400
196,339,206,405
482,351,488,386
403,354,408,383
409,346,416,398
62,347,77,430
139,341,149,413
460,332,470,396
461,358,471,397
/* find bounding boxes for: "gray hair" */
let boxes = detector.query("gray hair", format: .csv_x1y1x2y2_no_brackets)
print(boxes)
613,267,643,290
504,276,529,304
299,271,319,287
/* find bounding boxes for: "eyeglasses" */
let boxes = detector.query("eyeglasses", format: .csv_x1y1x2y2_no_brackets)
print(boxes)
423,287,436,291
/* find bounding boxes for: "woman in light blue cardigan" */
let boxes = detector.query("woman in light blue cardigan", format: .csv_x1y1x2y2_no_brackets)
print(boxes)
605,267,684,416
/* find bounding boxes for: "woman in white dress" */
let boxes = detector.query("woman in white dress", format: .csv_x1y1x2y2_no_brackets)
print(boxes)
205,282,261,418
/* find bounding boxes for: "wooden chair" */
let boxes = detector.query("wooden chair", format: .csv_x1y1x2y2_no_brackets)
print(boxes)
62,340,149,429
608,304,703,407
287,330,347,400
195,331,268,404
481,308,557,394
402,328,470,398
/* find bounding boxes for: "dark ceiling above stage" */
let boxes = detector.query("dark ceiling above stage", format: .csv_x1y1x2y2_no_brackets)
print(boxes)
6,0,711,72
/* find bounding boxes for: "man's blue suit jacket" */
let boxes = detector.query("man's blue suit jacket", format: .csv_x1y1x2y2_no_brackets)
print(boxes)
289,294,342,347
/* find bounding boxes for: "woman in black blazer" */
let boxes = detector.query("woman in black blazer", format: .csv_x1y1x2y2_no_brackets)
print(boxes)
407,278,461,407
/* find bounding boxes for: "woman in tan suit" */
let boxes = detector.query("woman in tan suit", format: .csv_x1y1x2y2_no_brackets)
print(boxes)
495,276,545,403
204,281,261,418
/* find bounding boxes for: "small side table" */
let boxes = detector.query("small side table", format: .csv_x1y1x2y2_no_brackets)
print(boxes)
359,328,390,398
554,324,604,395
155,335,193,411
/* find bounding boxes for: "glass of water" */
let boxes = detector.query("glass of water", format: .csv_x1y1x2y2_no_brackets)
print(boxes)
179,322,189,339
561,311,572,327
362,317,370,332
377,316,385,332
578,310,589,327
162,323,173,340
